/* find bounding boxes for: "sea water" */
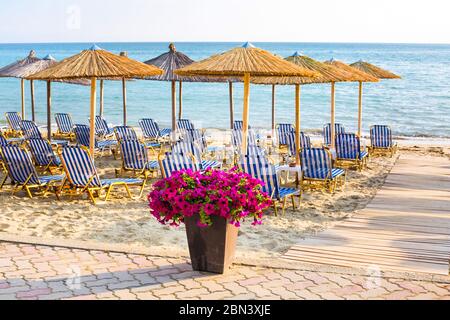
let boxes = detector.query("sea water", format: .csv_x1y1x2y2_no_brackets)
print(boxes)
0,42,449,138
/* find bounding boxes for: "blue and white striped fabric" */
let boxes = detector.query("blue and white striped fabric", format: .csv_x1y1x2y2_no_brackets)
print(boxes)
277,124,295,146
239,155,299,201
324,123,346,145
161,152,200,178
232,129,258,150
0,132,8,146
5,112,22,132
173,141,221,170
1,145,63,185
371,125,394,148
139,119,160,140
95,116,114,137
55,113,74,135
245,145,266,157
120,140,159,171
336,133,368,160
114,126,138,141
182,129,207,153
28,139,61,167
301,148,344,180
60,145,142,188
285,132,312,157
74,124,117,151
177,119,195,130
20,120,43,139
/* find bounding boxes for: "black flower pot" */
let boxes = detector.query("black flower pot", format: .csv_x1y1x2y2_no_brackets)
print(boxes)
184,214,239,274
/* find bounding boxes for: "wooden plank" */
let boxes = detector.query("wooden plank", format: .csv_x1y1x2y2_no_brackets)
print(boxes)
282,154,450,275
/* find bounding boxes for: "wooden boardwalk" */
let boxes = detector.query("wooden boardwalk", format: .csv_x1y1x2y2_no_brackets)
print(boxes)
283,155,450,275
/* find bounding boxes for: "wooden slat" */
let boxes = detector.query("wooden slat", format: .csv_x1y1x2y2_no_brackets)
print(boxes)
282,155,450,275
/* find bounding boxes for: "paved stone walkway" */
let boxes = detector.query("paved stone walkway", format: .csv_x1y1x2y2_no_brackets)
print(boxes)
1,242,449,300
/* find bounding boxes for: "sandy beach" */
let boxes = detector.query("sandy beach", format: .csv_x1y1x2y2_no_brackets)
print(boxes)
1,134,448,262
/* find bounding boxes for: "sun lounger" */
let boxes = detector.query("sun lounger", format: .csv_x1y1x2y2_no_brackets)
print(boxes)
58,145,146,204
159,152,200,178
324,123,345,146
27,138,62,174
369,125,398,157
118,140,159,179
74,124,117,157
301,147,346,193
0,144,64,198
335,133,369,171
239,154,301,216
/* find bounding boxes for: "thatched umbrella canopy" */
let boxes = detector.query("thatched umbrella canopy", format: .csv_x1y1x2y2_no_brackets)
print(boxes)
347,60,400,138
24,55,90,138
252,52,364,133
28,45,164,155
0,50,41,119
322,59,379,145
350,60,401,80
144,43,239,130
175,42,318,159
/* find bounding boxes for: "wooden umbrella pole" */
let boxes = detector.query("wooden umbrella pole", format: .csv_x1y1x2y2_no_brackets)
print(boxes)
295,85,301,166
229,82,234,129
46,81,52,140
242,73,250,153
99,79,104,116
178,81,183,119
122,78,127,126
171,80,177,131
358,81,363,138
89,78,97,157
331,82,336,149
21,79,25,119
30,80,35,122
272,84,276,133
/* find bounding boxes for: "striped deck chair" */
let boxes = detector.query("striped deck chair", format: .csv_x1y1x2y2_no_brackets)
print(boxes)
182,129,208,153
177,119,195,131
0,145,64,198
114,126,161,149
239,155,301,216
301,148,346,193
20,120,68,146
0,132,9,188
58,145,146,204
139,119,171,142
233,121,252,131
159,152,200,178
74,124,117,157
20,120,43,139
285,132,312,158
118,140,159,179
232,129,258,151
324,123,346,146
5,112,22,136
173,141,222,171
277,124,295,146
95,116,114,138
336,133,369,171
27,139,62,174
369,125,398,157
55,113,75,140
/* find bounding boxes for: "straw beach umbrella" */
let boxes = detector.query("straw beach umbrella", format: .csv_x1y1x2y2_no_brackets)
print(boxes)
252,52,359,137
144,43,237,130
25,55,90,138
350,60,401,137
0,50,40,119
323,59,379,147
175,42,318,154
28,45,164,155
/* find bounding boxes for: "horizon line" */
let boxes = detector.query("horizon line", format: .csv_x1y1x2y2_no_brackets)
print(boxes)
0,40,449,46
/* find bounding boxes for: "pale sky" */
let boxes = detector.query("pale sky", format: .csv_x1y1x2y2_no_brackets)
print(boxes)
0,0,449,44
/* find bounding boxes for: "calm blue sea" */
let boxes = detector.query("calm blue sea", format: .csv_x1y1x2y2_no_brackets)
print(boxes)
0,42,449,138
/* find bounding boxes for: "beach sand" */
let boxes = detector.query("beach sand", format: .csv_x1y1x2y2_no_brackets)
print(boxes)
0,139,448,261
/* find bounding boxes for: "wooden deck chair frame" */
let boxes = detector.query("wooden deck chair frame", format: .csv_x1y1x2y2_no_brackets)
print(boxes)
116,140,161,181
0,145,62,199
368,125,398,158
301,148,347,194
57,146,146,204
